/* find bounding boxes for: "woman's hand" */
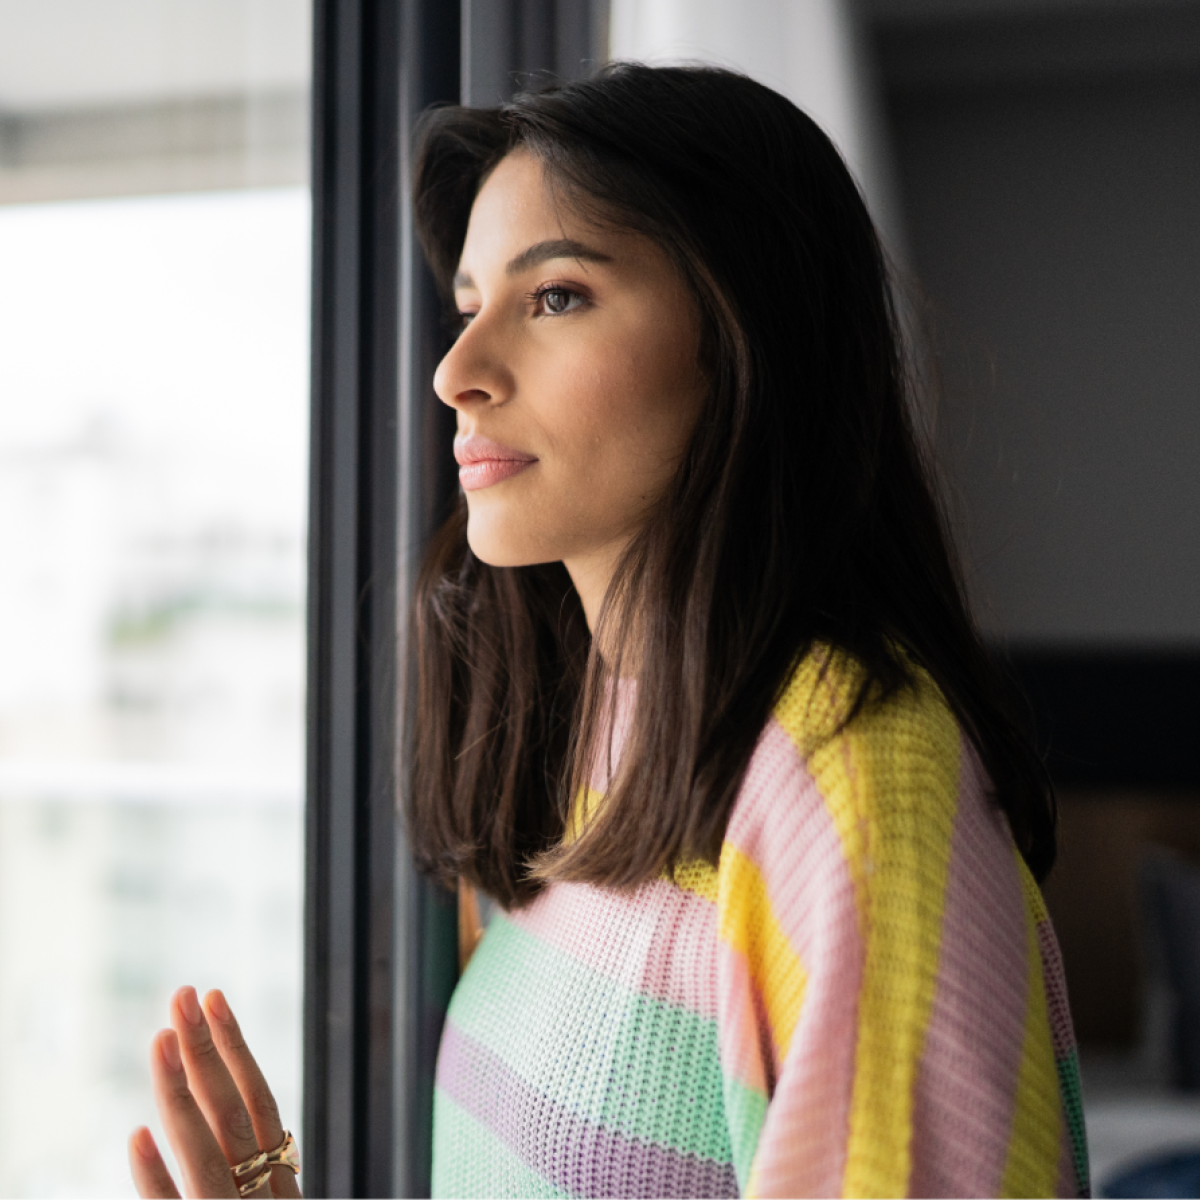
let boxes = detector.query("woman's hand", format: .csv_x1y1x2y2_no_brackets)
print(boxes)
128,986,302,1199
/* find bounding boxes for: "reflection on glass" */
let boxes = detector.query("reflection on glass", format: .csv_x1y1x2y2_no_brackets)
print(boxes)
0,3,310,1194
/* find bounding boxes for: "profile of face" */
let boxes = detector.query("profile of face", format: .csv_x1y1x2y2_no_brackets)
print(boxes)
433,149,706,620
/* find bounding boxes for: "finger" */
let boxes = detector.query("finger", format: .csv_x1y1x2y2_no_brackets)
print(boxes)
171,986,263,1174
205,990,301,1200
128,1126,182,1200
151,1029,241,1199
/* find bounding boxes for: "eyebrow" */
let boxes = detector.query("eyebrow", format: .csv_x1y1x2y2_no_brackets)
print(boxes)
453,238,613,290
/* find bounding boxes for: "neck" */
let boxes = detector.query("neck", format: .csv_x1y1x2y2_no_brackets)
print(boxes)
563,554,617,636
563,541,632,663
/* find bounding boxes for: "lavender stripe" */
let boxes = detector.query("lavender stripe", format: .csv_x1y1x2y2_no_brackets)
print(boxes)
1036,915,1076,1061
438,1019,740,1199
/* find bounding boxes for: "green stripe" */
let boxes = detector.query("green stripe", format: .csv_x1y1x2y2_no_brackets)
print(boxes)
722,1074,769,1192
449,913,734,1163
1056,1047,1090,1195
433,1087,569,1199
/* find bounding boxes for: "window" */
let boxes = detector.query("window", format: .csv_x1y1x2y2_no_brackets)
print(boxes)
0,4,612,1195
0,3,311,1193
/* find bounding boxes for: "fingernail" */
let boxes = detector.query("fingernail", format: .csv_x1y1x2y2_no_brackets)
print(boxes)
133,1126,157,1160
207,988,232,1024
159,1031,182,1072
178,986,203,1026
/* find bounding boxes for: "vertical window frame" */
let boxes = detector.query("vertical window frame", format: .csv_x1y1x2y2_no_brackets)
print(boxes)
304,4,606,1194
304,2,460,1196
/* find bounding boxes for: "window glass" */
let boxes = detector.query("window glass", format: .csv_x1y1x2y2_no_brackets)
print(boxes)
0,3,311,1194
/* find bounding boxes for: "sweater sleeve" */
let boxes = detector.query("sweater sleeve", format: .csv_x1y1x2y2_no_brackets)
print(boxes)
712,652,1089,1198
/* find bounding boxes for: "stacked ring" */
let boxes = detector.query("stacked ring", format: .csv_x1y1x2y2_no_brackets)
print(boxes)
237,1167,272,1197
232,1149,270,1197
231,1131,300,1196
230,1147,266,1176
265,1130,301,1175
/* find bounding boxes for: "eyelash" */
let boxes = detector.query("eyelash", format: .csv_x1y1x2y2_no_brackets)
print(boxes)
525,283,587,316
456,282,587,329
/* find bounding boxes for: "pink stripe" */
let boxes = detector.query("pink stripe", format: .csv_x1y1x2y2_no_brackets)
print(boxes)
1037,917,1077,1061
509,876,721,1019
716,941,772,1096
722,719,862,1197
909,743,1030,1198
586,676,637,793
724,720,861,970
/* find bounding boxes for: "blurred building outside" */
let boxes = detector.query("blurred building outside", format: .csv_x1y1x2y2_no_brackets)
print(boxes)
0,2,310,1194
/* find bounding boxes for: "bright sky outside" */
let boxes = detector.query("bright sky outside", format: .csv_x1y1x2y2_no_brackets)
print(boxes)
0,188,310,784
0,186,309,1197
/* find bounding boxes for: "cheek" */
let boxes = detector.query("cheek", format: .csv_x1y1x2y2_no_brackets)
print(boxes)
611,328,703,469
566,323,702,455
548,364,692,510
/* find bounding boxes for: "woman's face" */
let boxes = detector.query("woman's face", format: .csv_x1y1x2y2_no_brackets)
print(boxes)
434,149,705,622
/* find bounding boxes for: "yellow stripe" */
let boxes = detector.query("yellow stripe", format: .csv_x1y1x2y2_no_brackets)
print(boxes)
565,786,605,844
1019,854,1051,924
716,844,807,1060
672,858,720,903
774,652,873,935
1000,854,1063,1198
774,648,962,1198
747,1160,761,1198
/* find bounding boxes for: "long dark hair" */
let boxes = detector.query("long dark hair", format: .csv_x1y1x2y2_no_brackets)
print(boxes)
407,63,1055,909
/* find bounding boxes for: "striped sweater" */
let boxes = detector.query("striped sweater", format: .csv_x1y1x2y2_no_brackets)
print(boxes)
431,650,1089,1197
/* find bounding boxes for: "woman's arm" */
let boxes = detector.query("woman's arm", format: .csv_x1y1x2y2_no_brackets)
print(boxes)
129,987,301,1200
717,655,1086,1198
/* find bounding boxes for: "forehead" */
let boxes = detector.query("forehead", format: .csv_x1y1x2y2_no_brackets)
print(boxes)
460,151,589,268
455,148,686,299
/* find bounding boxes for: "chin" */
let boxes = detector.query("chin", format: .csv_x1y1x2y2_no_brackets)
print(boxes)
464,513,550,569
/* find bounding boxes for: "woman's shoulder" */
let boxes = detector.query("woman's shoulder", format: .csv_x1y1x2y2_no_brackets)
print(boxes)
721,643,1001,903
771,643,961,784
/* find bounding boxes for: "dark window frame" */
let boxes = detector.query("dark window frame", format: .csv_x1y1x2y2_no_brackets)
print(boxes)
303,3,607,1196
303,2,458,1196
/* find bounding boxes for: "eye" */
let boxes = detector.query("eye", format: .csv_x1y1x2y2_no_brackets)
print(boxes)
530,285,585,316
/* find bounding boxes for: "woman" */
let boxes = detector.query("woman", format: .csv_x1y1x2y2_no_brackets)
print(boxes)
131,64,1088,1198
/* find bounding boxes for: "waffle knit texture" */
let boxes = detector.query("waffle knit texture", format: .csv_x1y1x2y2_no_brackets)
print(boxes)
431,649,1090,1198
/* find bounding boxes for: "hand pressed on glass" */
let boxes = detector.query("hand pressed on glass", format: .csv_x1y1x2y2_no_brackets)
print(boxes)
129,987,302,1199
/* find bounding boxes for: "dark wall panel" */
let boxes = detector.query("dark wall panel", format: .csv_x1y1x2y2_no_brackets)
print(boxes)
888,67,1200,645
1009,648,1200,788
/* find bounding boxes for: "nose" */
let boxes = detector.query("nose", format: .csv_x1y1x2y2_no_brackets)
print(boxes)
432,315,513,413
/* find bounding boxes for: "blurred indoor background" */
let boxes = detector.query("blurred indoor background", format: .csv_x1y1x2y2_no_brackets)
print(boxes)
2,0,1198,1194
612,1,1200,1191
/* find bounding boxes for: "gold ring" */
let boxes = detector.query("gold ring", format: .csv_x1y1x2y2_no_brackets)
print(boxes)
237,1165,271,1197
232,1149,267,1181
264,1130,300,1175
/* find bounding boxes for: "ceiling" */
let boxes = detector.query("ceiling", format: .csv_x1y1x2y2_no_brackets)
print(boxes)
0,0,310,112
863,0,1198,21
1,0,1193,113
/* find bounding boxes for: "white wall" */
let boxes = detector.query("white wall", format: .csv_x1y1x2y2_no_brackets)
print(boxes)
609,0,903,253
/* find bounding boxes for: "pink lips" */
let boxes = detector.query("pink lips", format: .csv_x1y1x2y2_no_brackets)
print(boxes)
454,433,538,491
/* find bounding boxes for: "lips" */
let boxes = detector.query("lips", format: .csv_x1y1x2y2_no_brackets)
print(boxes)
453,434,538,492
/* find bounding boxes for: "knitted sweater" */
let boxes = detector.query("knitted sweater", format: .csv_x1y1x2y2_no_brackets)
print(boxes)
431,651,1090,1198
